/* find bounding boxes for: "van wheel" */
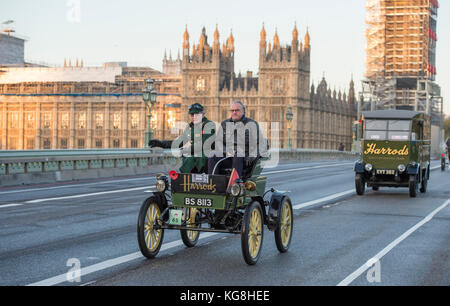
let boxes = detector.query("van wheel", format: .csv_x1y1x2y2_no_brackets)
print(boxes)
355,174,365,196
419,178,427,193
409,175,418,198
420,169,428,194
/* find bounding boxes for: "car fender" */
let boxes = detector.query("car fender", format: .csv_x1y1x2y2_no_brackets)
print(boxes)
152,191,169,220
267,192,286,231
251,196,267,225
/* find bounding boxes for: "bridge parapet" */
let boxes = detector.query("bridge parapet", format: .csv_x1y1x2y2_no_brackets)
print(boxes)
0,149,359,187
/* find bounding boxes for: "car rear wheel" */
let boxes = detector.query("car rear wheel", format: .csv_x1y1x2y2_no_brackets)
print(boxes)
274,197,293,253
181,208,201,247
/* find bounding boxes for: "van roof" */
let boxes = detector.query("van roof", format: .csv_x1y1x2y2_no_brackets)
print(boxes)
362,110,421,120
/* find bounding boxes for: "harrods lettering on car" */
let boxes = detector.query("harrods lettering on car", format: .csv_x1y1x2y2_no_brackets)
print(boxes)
181,175,217,193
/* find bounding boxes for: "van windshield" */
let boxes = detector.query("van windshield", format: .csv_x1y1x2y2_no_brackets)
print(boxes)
365,120,410,141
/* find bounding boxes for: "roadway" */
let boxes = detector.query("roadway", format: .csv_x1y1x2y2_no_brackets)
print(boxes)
0,160,448,286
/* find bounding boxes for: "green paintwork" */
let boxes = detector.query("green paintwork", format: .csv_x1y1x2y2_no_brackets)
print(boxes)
75,160,89,170
128,158,138,167
116,159,127,168
90,160,102,169
44,161,59,172
60,160,74,170
362,140,412,169
103,159,115,168
27,162,43,173
9,162,25,174
360,111,431,182
139,157,148,167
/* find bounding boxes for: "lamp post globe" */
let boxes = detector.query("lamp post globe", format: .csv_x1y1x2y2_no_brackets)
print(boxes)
142,88,150,103
145,78,154,91
150,89,157,103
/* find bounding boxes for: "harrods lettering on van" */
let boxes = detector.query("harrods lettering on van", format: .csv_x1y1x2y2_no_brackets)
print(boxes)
364,144,409,156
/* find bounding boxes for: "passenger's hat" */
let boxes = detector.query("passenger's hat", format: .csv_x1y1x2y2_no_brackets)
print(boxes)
188,103,204,114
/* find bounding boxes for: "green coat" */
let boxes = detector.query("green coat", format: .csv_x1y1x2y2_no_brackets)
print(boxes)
160,117,215,173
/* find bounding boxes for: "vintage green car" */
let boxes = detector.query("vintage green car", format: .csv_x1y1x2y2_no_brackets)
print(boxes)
354,110,431,198
137,157,293,265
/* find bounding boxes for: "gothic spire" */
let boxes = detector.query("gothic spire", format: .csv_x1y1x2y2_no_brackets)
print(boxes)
183,25,190,56
273,28,280,49
292,22,298,42
199,26,207,47
227,30,234,52
260,23,266,41
304,27,310,49
213,24,220,52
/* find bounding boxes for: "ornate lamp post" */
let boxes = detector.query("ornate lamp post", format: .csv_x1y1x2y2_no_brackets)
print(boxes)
286,105,294,149
142,79,158,147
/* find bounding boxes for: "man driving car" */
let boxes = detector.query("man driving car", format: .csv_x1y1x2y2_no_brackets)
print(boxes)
149,103,215,173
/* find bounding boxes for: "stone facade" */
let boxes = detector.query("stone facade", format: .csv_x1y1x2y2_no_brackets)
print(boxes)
162,50,182,76
0,25,356,151
0,68,182,150
181,25,357,150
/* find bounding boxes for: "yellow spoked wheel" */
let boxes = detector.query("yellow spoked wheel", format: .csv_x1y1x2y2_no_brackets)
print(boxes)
137,196,164,259
275,197,293,253
181,208,201,248
241,202,264,265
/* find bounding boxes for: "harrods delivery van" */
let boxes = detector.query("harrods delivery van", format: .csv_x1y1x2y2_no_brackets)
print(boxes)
354,110,431,198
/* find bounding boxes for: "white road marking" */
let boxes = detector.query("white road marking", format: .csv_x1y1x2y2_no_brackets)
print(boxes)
27,232,218,286
0,162,440,197
293,190,354,210
22,161,445,286
26,187,356,286
0,162,352,196
263,163,353,175
15,162,353,205
337,198,450,286
24,186,155,204
0,203,24,209
0,176,156,195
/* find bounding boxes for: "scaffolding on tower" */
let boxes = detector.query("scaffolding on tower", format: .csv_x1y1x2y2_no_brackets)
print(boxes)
360,0,442,122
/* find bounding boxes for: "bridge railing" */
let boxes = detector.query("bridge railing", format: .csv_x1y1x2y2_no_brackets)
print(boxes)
277,148,359,162
0,149,176,175
0,149,359,186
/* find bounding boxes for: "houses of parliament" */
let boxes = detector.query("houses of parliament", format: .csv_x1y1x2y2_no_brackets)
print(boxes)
0,25,356,151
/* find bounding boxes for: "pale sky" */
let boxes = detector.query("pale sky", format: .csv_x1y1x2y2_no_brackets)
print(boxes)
1,0,449,115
